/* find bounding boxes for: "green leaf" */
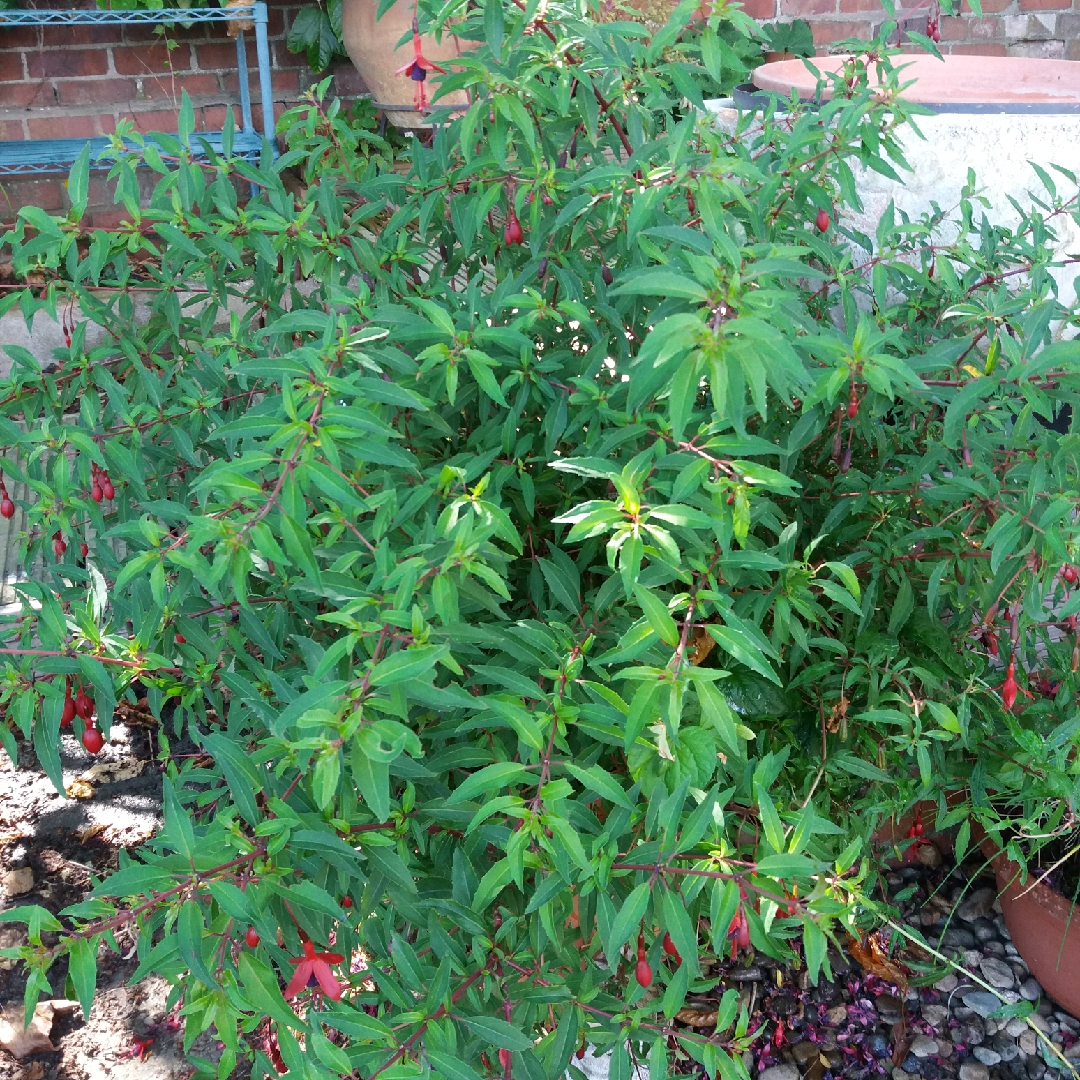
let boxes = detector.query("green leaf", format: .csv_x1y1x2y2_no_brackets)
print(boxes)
607,881,651,962
68,936,97,1021
458,1015,535,1051
705,625,780,685
634,586,680,647
447,762,529,805
564,762,634,810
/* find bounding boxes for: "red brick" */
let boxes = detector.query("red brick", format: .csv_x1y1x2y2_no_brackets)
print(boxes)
961,0,1012,12
87,209,130,230
136,71,222,100
27,112,104,138
195,41,255,71
0,52,24,81
121,22,210,44
327,65,368,97
1020,0,1070,9
0,119,24,139
811,17,872,40
223,67,298,94
267,5,287,35
126,107,189,133
0,81,54,108
56,76,139,106
42,24,123,47
0,177,65,216
26,47,109,79
839,0,885,13
780,0,838,15
948,41,1009,51
740,0,777,15
1068,36,1080,58
113,43,191,75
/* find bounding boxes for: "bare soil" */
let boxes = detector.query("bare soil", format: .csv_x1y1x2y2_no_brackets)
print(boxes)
0,715,206,1080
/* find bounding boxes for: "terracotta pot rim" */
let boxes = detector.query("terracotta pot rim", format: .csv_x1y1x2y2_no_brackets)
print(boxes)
974,823,1080,924
752,54,1080,113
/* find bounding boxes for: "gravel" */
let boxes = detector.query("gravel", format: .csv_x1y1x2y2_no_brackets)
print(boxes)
964,990,1006,1018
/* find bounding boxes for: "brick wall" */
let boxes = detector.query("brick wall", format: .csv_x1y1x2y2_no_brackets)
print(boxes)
754,0,1078,58
0,0,366,224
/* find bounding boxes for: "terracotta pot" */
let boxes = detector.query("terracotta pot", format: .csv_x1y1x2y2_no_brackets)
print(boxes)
975,826,1080,1019
340,0,469,129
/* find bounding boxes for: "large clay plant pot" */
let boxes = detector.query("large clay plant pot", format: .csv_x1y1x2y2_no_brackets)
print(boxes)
975,828,1080,1019
341,0,469,129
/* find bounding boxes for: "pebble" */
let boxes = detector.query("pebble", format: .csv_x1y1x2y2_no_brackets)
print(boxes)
1007,1019,1029,1038
964,949,985,970
771,995,798,1017
974,1047,1002,1067
959,1022,987,1046
1020,1031,1039,1055
923,1004,949,1027
942,928,978,949
958,887,997,922
911,1036,939,1058
1054,1012,1079,1032
869,1033,891,1060
918,843,944,868
983,939,1007,957
937,1040,954,1059
920,1060,942,1079
733,966,763,982
964,990,1004,1018
877,994,905,1024
894,1071,913,1080
991,1035,1020,1063
960,1064,990,1080
791,1042,818,1067
759,1066,799,1080
1027,1059,1046,1080
1031,1015,1051,1034
936,973,960,992
980,956,1017,989
824,1005,848,1026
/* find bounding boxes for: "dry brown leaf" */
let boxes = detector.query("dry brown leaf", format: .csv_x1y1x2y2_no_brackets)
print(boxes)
23,1060,45,1080
674,1008,719,1028
825,697,849,734
849,932,909,995
0,1001,64,1059
688,625,717,666
65,780,94,800
1,868,33,898
75,824,106,844
78,759,146,785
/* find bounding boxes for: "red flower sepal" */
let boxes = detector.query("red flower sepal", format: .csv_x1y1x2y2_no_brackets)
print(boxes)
395,16,447,112
284,939,345,1000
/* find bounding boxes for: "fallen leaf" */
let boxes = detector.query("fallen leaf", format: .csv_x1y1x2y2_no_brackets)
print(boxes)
74,824,106,844
0,1002,56,1058
2,868,33,898
65,780,94,800
849,931,909,995
78,759,146,785
674,1008,719,1028
23,1060,45,1080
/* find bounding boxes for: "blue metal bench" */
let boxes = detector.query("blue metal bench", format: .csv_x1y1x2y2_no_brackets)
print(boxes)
0,3,274,175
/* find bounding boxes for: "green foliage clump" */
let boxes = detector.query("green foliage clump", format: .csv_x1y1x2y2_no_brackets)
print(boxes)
0,1,1079,1077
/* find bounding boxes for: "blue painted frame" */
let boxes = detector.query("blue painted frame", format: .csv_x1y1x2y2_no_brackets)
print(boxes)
0,4,275,175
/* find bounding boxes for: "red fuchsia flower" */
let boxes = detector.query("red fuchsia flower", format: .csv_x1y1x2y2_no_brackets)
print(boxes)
284,939,345,1000
396,16,446,113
